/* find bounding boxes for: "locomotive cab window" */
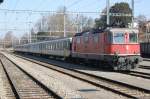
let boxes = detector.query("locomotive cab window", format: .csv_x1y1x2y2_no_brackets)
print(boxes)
129,33,138,43
113,32,125,43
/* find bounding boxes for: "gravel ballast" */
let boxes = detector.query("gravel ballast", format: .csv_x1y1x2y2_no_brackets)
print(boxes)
1,52,127,99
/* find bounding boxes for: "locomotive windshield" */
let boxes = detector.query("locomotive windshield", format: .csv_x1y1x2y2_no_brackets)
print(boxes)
129,33,138,43
113,33,125,43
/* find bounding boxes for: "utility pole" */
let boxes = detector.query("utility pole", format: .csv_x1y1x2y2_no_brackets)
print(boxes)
131,0,134,28
28,21,32,43
76,14,79,33
64,6,66,37
106,0,134,28
106,0,110,26
63,0,66,37
28,13,32,43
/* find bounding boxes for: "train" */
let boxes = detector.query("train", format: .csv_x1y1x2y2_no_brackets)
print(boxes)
14,28,142,71
140,42,150,57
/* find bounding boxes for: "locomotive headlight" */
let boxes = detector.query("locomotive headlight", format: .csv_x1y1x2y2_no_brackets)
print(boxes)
126,45,129,50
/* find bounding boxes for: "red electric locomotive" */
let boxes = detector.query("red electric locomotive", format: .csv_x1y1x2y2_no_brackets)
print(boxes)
72,28,142,70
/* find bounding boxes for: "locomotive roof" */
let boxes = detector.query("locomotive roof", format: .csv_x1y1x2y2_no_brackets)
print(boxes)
75,28,139,37
74,28,104,37
106,28,139,33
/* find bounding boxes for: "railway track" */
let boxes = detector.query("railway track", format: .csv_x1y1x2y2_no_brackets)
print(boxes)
139,65,150,70
143,58,150,62
119,70,150,80
0,54,61,99
0,57,15,99
6,52,150,99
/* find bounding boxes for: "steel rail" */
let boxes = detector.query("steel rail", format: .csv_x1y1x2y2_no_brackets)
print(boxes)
0,54,62,99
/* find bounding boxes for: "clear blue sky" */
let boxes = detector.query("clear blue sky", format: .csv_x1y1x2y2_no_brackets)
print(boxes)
0,0,149,38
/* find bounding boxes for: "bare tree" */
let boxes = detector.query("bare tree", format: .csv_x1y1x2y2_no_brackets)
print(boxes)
33,7,95,41
20,33,29,44
3,31,14,48
77,15,94,31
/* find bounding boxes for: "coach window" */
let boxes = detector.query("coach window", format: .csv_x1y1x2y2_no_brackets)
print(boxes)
52,44,54,50
67,41,69,49
50,44,51,50
47,44,48,50
44,44,46,50
66,41,68,49
57,42,59,50
61,42,63,48
50,44,52,50
62,42,64,50
67,41,70,49
59,42,60,50
56,43,58,50
55,42,57,50
43,44,44,50
61,42,63,50
55,43,56,50
53,43,55,50
58,42,61,50
58,42,60,50
129,33,138,43
48,44,50,50
51,43,53,50
63,41,66,49
59,42,61,50
45,44,47,49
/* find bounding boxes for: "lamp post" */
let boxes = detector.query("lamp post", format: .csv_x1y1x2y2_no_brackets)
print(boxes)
106,0,110,26
63,0,66,37
131,0,134,28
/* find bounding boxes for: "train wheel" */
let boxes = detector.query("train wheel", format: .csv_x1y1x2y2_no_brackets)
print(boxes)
113,66,118,71
131,63,138,69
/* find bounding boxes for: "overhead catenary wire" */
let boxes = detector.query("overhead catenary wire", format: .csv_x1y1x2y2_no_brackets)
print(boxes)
0,9,100,14
5,0,21,42
33,0,48,11
67,0,84,9
0,8,100,34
